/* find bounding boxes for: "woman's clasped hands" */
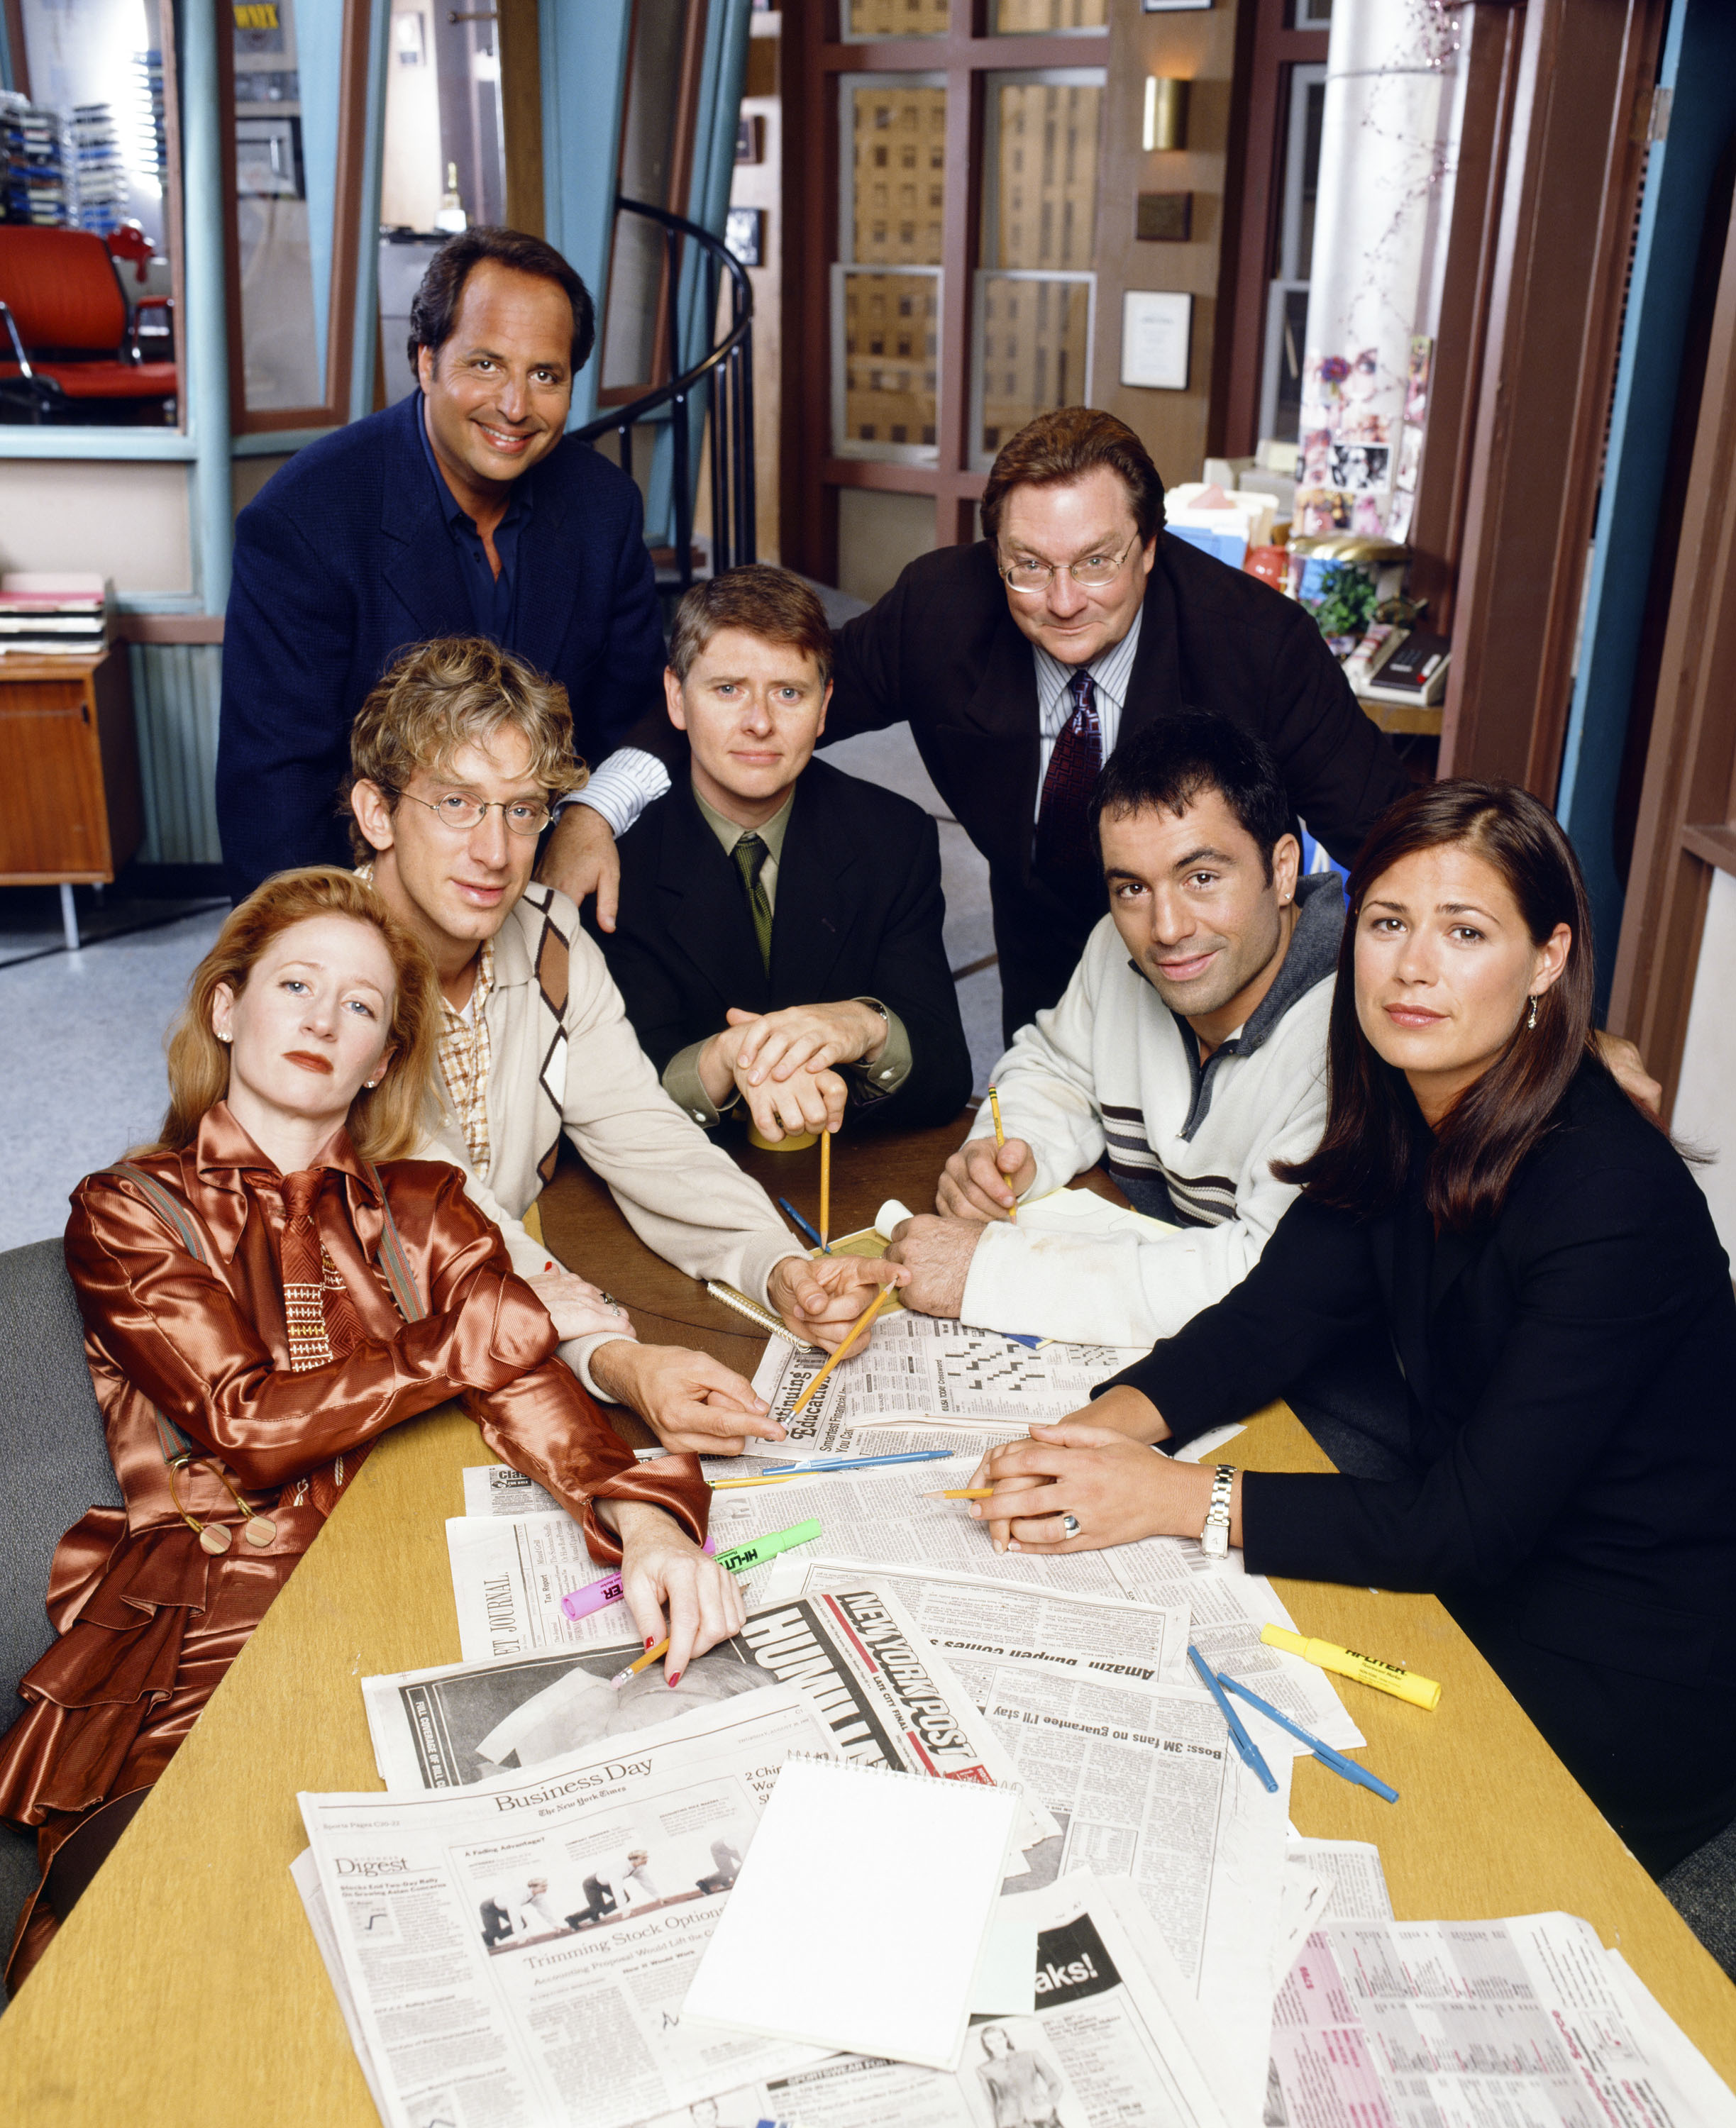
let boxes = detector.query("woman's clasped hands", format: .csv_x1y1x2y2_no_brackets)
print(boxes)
966,1385,1240,1556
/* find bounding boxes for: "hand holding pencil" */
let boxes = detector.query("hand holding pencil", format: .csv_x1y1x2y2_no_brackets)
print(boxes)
936,1113,1037,1224
766,1251,906,1351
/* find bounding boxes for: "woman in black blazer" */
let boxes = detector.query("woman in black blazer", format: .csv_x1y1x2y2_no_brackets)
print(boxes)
970,781,1736,1874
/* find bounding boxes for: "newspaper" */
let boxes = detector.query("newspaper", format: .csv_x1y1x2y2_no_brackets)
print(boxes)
636,1871,1235,2128
1285,1834,1391,1923
463,1463,563,1517
444,1487,804,1663
297,1688,838,2128
736,1463,1364,1749
1270,1911,1736,2128
1263,1837,1394,2115
746,1317,1145,1459
973,1656,1292,2108
763,1555,1192,1692
766,1554,1298,2118
460,1459,768,1519
363,1584,1057,1850
444,1465,1361,1752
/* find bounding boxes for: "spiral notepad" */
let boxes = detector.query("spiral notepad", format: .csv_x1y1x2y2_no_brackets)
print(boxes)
680,1753,1021,2072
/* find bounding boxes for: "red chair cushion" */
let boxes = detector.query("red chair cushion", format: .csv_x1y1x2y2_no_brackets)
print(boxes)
0,227,127,351
0,359,177,398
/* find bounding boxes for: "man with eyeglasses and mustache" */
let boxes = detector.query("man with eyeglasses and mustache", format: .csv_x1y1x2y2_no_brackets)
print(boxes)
551,406,1409,1044
346,638,900,1456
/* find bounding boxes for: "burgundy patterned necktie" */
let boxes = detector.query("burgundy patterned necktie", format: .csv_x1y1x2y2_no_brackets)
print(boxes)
1034,667,1104,893
280,1168,368,1371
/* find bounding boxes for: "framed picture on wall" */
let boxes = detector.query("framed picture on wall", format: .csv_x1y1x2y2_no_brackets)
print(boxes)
1121,292,1192,390
726,207,765,268
235,114,303,199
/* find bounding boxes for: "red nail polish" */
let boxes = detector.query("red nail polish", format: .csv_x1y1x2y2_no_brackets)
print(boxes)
667,1671,682,1688
645,1636,655,1648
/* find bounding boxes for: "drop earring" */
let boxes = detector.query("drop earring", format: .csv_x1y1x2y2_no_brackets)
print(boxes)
1526,995,1538,1031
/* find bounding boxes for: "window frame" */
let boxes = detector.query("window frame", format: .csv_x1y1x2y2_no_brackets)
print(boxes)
782,0,1112,577
219,0,376,436
0,0,192,451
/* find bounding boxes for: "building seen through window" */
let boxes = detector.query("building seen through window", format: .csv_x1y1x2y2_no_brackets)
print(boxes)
836,79,945,460
975,73,1102,466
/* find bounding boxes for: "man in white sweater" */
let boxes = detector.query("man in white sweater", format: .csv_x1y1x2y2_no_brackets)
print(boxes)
345,638,897,1453
888,711,1342,1351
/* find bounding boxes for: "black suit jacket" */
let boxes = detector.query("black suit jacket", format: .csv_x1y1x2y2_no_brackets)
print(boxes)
1114,1063,1736,1868
216,392,665,903
626,538,1412,1039
586,759,973,1132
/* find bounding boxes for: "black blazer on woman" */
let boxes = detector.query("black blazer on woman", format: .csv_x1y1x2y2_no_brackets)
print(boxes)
586,759,973,1132
1109,1061,1736,1873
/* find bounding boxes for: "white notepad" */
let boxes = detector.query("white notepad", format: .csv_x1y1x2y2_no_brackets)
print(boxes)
681,1753,1022,2072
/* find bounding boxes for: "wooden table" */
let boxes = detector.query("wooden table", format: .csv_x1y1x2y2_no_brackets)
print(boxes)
1,1126,1731,2119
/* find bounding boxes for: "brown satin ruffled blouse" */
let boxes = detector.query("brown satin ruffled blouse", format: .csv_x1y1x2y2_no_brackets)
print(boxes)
0,1103,707,1979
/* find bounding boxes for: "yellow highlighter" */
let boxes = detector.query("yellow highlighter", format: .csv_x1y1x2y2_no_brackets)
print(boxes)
1261,1624,1442,1712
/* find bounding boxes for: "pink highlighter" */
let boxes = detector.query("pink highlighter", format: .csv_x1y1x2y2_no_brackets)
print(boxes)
560,1536,717,1622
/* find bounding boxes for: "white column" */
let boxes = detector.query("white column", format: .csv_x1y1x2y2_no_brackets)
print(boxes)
1296,3,1467,542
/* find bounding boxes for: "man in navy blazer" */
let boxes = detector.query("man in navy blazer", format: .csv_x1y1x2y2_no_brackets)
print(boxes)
216,226,663,904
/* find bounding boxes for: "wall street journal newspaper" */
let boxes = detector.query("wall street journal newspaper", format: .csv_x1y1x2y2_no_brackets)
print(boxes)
1270,1912,1736,2128
362,1581,1058,1852
297,1688,839,2128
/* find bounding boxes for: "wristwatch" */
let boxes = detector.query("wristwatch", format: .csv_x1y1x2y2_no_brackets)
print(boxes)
1200,1465,1235,1560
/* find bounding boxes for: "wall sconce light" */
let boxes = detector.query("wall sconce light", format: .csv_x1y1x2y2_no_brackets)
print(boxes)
1142,76,1188,154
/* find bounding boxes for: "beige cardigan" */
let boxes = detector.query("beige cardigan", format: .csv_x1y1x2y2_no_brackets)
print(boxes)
416,883,804,1382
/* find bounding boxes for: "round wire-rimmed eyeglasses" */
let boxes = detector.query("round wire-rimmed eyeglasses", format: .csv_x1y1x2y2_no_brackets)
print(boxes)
997,529,1145,596
390,789,554,837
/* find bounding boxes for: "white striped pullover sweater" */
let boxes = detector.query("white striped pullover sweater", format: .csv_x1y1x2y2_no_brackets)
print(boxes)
958,874,1342,1349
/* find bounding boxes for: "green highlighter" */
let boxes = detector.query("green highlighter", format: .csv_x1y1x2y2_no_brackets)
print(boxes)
714,1519,822,1575
607,1520,822,1688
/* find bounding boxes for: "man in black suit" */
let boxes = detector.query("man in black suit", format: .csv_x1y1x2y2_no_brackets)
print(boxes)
555,407,1412,1040
586,567,971,1141
216,226,664,904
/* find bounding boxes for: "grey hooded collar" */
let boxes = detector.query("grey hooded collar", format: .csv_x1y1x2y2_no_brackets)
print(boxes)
1146,870,1345,1142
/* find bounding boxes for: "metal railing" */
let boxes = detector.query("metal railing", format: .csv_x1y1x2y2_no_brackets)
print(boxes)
573,196,755,592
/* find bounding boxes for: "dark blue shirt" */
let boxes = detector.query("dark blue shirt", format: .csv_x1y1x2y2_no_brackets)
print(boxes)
417,394,530,642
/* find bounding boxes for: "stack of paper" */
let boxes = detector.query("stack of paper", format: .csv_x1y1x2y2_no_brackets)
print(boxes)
684,1754,1022,2070
0,571,109,658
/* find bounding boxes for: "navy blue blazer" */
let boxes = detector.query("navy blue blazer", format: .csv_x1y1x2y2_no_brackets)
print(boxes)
216,392,665,903
1110,1061,1736,1872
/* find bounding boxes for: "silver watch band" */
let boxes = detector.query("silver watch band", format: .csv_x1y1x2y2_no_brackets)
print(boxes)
1200,1463,1235,1558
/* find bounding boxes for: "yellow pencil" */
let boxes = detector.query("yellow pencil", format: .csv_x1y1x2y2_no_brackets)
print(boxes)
788,1282,897,1421
819,1127,831,1252
609,1636,668,1687
988,1085,1016,1223
709,1475,800,1489
922,1486,995,1500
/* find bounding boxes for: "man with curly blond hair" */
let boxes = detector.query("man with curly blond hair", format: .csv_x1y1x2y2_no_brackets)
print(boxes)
347,637,899,1453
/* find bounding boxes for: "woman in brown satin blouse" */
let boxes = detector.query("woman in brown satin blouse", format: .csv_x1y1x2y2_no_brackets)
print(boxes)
0,867,730,1991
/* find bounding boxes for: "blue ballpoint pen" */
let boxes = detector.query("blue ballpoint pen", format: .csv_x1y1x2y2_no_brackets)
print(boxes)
776,1197,828,1253
1217,1671,1400,1804
1187,1644,1279,1793
775,1448,953,1473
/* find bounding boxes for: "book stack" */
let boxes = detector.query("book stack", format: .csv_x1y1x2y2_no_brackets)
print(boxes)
72,104,127,236
0,96,74,227
0,572,111,658
131,52,167,186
